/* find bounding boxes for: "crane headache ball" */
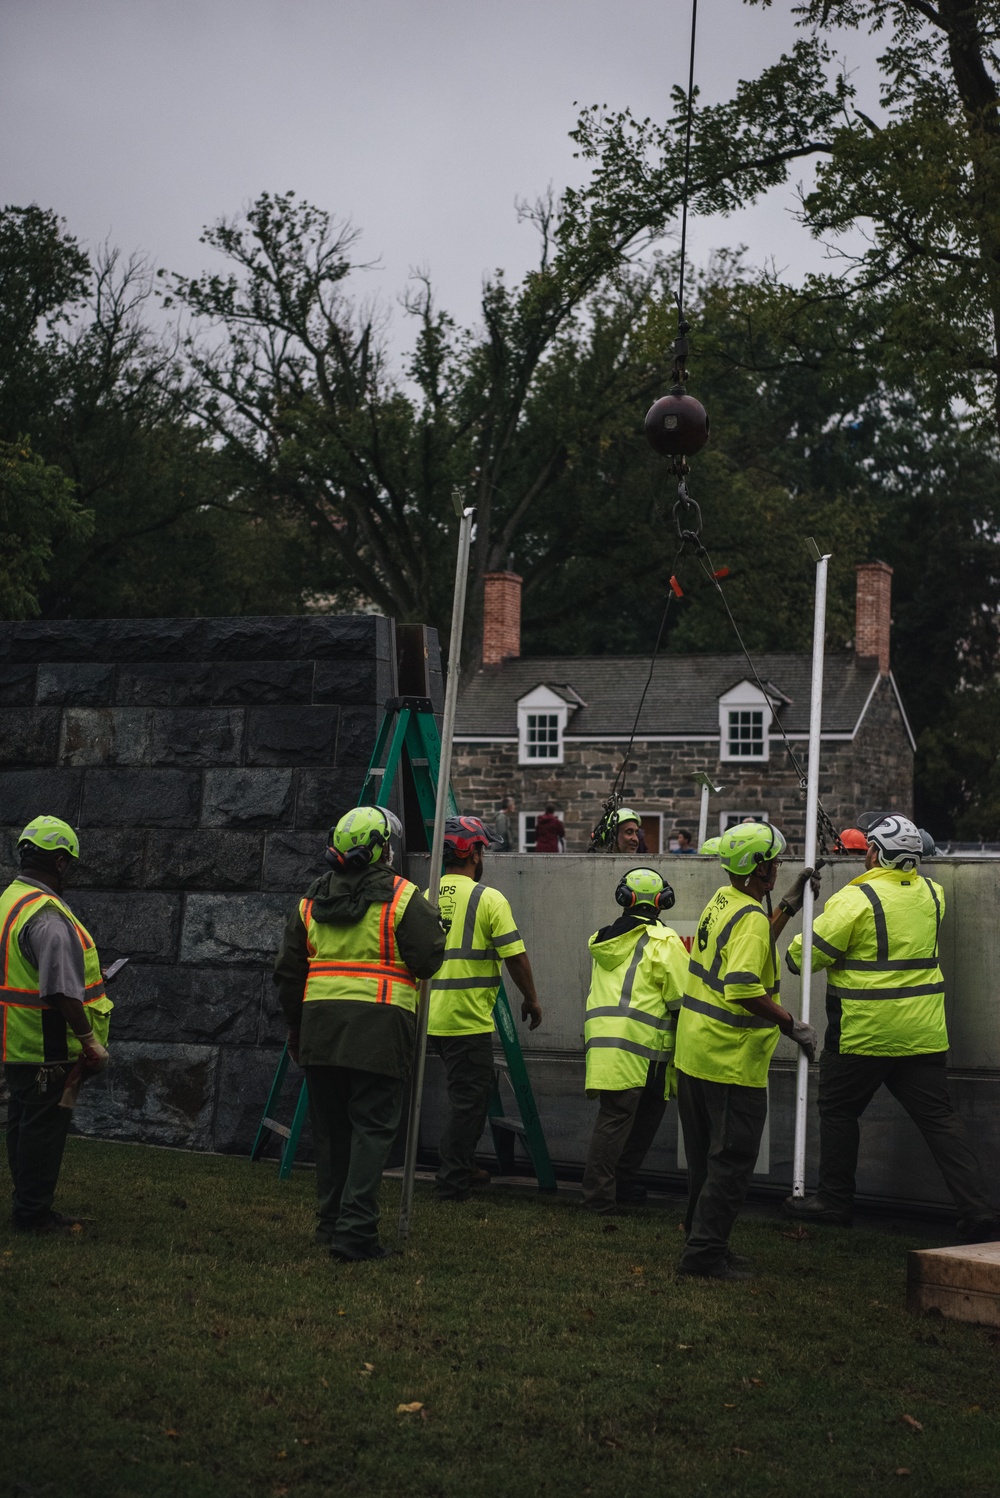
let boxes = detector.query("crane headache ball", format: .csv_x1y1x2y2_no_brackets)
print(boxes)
644,392,710,458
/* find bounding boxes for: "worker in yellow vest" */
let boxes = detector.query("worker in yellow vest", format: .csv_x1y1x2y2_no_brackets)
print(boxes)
273,806,444,1261
427,817,542,1201
2,817,112,1234
784,813,998,1241
581,868,688,1214
675,822,818,1280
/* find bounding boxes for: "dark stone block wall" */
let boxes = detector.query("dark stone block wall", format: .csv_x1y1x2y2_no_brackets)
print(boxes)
0,615,397,1153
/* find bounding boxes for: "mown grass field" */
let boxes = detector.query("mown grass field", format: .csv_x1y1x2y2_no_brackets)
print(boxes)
1,1138,998,1498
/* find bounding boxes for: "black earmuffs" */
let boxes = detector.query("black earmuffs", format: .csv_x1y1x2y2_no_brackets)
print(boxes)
614,873,676,912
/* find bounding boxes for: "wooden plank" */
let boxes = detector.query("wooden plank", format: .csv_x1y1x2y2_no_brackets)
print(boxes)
907,1244,1000,1327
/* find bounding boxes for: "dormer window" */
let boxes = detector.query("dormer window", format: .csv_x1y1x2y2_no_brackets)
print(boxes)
718,680,780,763
517,684,571,766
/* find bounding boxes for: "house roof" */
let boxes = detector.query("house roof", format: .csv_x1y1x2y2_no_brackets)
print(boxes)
456,652,899,739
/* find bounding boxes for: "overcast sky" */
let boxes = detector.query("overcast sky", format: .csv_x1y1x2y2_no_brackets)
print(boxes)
1,0,881,342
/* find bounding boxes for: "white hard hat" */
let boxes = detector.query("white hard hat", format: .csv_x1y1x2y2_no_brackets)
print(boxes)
867,814,923,870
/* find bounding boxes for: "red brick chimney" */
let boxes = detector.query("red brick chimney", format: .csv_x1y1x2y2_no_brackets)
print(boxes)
482,571,522,666
855,561,893,675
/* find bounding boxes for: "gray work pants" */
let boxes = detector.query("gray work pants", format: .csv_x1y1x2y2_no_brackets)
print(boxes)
433,1033,494,1198
677,1068,767,1274
305,1064,404,1257
817,1049,994,1222
580,1061,668,1213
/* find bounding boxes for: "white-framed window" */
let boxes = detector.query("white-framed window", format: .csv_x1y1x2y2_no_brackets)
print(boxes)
519,810,565,853
720,811,770,833
517,685,569,766
718,681,773,762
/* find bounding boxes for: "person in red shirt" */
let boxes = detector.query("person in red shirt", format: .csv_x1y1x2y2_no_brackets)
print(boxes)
533,802,565,853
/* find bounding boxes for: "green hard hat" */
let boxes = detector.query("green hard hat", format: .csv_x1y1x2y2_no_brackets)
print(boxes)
18,815,79,860
719,820,786,877
329,805,402,869
699,835,721,856
615,867,675,911
615,807,641,827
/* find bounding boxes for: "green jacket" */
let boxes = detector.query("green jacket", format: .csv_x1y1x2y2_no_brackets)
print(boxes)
787,867,947,1056
584,912,688,1095
274,865,445,1078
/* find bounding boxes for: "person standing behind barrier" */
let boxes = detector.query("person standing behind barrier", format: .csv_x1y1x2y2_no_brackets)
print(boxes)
612,808,642,855
493,795,516,851
273,807,445,1262
534,802,565,853
581,869,688,1214
427,817,542,1201
674,823,818,1280
783,814,999,1242
2,817,112,1235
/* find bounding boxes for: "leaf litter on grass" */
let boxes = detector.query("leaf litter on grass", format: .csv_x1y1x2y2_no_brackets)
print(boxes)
6,1137,1000,1498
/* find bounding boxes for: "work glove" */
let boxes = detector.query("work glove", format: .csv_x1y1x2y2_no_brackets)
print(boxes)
779,866,822,916
78,1032,110,1072
786,1018,818,1064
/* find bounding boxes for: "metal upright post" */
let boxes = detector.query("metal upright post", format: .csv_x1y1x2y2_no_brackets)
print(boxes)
792,539,831,1197
397,500,476,1241
692,771,724,850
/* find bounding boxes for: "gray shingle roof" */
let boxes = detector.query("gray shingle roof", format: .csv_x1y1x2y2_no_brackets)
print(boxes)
456,653,886,737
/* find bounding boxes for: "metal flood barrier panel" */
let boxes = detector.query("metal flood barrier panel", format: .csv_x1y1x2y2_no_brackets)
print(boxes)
407,854,1000,1213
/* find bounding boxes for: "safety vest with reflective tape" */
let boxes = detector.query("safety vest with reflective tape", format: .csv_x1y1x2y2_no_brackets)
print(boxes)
675,885,780,1088
584,920,689,1095
300,876,419,1012
427,877,526,1036
0,880,111,1065
787,867,947,1056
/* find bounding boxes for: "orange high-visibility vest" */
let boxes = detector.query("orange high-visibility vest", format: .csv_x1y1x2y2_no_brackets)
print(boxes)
300,876,419,1011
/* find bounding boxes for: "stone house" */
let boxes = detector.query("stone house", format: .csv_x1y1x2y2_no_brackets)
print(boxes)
452,562,915,854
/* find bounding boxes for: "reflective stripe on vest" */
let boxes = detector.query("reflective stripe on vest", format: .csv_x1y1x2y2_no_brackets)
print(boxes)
674,886,779,1088
584,925,685,1092
820,872,947,1055
301,877,419,1010
0,880,110,1064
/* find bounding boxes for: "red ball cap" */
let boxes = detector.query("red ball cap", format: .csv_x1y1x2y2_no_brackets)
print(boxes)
644,392,710,458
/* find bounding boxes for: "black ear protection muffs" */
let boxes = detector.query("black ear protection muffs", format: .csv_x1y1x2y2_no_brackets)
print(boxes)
751,822,778,868
614,872,676,912
325,809,392,870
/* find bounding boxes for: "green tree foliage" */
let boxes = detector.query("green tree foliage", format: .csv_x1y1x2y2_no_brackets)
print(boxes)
566,1,1000,433
0,204,306,618
164,190,656,662
0,437,92,617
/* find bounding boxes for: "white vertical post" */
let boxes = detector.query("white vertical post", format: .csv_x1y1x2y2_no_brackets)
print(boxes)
697,783,710,850
397,504,476,1241
791,545,831,1197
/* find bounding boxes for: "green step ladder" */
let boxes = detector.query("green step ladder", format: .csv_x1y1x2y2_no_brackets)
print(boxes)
251,695,555,1191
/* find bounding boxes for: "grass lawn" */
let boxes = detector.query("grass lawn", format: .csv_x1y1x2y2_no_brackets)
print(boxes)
1,1139,998,1498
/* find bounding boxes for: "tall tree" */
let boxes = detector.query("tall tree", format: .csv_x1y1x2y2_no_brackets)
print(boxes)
164,190,652,661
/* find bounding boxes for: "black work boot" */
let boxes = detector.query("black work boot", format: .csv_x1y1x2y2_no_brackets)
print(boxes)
957,1217,1000,1244
677,1261,754,1282
783,1194,852,1227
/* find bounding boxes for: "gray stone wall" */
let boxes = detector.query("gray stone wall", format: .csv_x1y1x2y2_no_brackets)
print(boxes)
452,677,913,853
0,615,397,1153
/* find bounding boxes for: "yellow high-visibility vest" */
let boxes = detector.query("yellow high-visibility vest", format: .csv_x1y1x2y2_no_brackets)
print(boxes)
675,885,779,1088
301,876,419,1012
584,920,688,1094
787,867,947,1056
426,876,525,1036
0,880,111,1064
